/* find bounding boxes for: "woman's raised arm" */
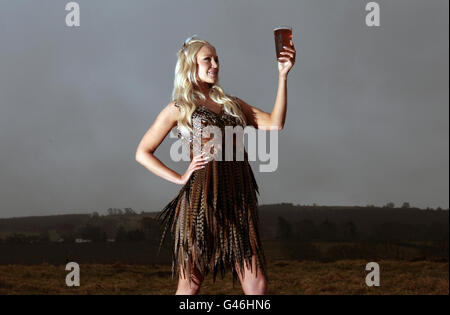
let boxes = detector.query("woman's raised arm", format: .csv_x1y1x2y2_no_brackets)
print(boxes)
235,79,286,131
236,41,296,131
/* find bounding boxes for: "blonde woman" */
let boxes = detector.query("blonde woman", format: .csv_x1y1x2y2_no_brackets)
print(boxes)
135,35,295,295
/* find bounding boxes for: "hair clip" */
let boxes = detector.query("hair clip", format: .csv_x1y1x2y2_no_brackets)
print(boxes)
181,34,198,50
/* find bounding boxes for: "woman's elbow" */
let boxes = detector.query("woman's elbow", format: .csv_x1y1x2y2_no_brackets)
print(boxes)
269,123,284,130
135,149,150,163
135,151,143,163
267,118,284,130
258,124,283,131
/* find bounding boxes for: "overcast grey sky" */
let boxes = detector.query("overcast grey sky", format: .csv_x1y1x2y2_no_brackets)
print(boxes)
0,0,448,218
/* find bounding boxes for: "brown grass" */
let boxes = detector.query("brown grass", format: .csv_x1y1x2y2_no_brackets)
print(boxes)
0,259,447,295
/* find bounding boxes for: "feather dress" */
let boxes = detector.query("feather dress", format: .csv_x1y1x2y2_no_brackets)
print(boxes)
156,100,267,288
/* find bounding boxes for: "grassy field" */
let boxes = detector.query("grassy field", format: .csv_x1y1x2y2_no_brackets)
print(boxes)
0,259,447,295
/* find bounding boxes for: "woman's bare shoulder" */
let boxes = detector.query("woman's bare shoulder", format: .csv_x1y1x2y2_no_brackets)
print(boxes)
162,101,180,117
151,101,180,130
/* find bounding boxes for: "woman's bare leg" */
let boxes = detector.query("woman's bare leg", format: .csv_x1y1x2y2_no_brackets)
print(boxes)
175,265,205,295
235,255,267,295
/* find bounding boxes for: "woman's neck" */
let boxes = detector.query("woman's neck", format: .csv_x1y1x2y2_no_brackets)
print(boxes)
197,81,212,96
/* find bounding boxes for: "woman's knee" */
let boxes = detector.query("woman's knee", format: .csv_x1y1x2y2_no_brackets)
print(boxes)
176,281,201,295
175,269,204,295
235,259,268,295
242,276,267,295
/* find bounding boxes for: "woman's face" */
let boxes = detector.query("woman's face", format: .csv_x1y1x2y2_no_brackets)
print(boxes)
196,45,219,84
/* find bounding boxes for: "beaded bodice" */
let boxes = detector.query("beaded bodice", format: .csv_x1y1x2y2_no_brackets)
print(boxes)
174,100,246,160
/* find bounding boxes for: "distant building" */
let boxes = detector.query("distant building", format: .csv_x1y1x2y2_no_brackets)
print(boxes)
75,238,92,243
107,238,116,242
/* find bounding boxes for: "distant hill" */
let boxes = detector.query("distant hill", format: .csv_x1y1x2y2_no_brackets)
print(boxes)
0,203,447,242
257,203,449,240
0,204,447,265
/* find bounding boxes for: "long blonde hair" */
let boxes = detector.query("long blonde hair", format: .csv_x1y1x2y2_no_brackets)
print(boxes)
171,35,247,136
